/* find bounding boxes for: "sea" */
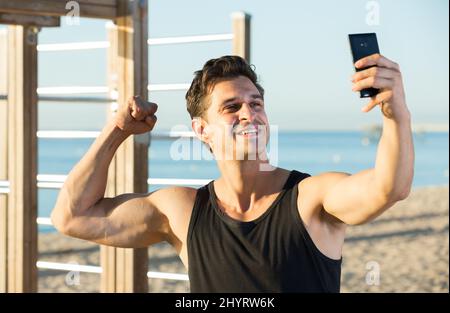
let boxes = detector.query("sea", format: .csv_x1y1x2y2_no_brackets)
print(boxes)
38,131,449,233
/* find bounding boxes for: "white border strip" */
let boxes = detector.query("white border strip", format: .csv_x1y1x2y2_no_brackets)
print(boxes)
148,33,233,45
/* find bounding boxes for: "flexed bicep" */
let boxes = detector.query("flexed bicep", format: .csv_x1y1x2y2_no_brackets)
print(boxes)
56,191,170,248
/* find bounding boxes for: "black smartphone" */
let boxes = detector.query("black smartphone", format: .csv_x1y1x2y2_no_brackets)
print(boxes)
348,33,380,98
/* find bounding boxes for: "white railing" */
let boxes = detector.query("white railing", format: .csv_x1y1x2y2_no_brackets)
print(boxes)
35,33,233,53
36,261,189,281
148,33,233,45
0,177,210,194
37,130,101,139
36,130,196,139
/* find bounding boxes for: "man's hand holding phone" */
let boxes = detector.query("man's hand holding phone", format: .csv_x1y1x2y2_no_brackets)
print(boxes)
351,53,408,119
349,33,409,120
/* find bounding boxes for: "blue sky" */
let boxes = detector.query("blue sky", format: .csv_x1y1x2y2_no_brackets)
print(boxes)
2,0,449,131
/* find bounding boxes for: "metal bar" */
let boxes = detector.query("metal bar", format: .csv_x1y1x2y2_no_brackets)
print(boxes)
36,261,189,281
37,131,101,139
148,83,190,91
1,176,211,193
36,217,52,226
148,178,211,186
37,41,110,52
148,33,233,45
37,84,189,94
37,86,109,95
35,33,233,52
36,130,196,139
38,96,115,103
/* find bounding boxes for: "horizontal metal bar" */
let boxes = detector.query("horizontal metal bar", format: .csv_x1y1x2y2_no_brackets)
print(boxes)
35,178,210,189
0,94,6,100
37,261,102,274
0,187,9,194
37,130,196,139
148,33,233,45
147,271,189,281
35,34,233,52
36,261,189,281
151,131,196,139
36,217,53,226
37,86,109,95
0,176,211,193
148,178,211,186
36,84,188,95
37,41,110,52
39,96,115,103
148,83,190,92
0,180,9,194
37,131,101,139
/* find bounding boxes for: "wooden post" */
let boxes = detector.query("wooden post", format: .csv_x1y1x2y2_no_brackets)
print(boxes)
5,25,39,293
0,28,8,293
231,12,251,62
100,0,149,293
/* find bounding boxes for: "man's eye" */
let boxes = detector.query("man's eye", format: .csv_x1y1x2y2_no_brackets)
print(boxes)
225,104,239,110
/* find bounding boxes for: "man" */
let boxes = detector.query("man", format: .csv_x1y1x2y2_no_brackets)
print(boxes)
51,55,414,292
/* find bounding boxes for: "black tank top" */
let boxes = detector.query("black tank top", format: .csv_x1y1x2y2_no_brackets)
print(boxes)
187,170,342,293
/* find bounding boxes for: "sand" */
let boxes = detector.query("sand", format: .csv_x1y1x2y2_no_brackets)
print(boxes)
37,186,449,293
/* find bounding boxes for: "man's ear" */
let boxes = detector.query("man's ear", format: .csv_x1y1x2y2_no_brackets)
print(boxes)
192,117,210,144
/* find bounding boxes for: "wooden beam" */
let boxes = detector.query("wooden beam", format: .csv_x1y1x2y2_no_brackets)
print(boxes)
0,0,117,20
232,12,251,62
0,28,8,294
100,0,149,293
6,25,38,293
0,13,60,27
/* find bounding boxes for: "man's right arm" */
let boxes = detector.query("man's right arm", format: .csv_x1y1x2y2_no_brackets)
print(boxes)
51,96,178,248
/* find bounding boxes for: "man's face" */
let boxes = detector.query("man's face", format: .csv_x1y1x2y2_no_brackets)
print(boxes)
201,75,269,161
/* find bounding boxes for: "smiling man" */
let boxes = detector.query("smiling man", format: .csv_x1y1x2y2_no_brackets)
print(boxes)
51,55,414,292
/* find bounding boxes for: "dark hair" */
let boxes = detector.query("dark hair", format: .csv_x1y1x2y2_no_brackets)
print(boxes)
185,55,264,120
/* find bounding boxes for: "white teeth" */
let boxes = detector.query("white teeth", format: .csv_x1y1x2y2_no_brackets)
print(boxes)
240,129,257,135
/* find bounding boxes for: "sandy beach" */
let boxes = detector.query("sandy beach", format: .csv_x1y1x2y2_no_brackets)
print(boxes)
38,185,449,293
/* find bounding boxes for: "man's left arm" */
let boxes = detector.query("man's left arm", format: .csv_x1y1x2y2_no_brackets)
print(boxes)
319,54,414,225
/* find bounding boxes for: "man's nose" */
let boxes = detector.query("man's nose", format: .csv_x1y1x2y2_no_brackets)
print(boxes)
238,102,255,122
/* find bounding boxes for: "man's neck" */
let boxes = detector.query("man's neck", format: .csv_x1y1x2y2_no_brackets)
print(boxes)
215,159,280,215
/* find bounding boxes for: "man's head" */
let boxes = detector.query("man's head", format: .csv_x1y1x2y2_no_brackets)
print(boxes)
186,55,269,161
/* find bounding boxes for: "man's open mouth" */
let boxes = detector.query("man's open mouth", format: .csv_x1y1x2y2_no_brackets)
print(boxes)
235,127,258,137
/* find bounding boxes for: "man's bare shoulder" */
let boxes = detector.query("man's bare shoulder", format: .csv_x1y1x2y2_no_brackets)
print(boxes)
149,185,198,216
297,172,350,226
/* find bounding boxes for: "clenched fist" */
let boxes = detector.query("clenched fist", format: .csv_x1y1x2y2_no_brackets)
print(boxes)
115,96,158,135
